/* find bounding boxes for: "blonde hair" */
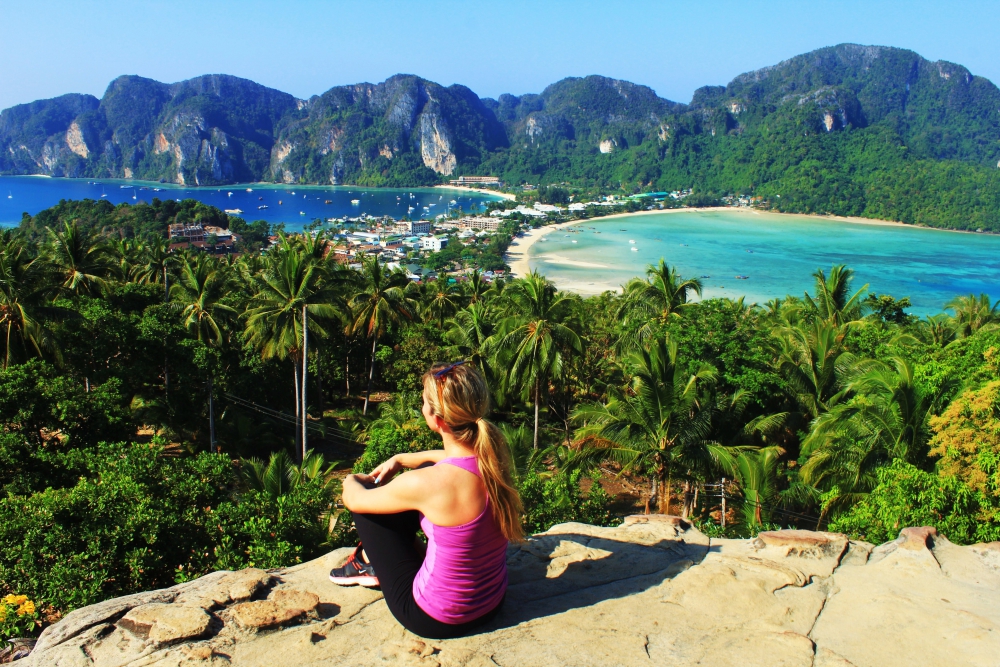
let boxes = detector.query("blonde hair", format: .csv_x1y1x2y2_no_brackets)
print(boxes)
423,362,525,542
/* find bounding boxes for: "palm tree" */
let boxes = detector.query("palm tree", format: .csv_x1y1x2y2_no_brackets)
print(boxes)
445,302,497,382
495,271,582,448
731,447,783,527
245,243,346,453
0,233,62,369
171,255,238,346
945,293,1000,338
918,313,958,348
617,260,702,350
773,318,855,421
800,356,936,522
348,257,414,415
573,336,732,514
423,275,464,329
463,269,491,305
241,449,337,497
44,221,117,296
132,235,174,301
803,265,868,325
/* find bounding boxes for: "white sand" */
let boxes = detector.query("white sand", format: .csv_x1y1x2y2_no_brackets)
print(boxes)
506,220,584,278
432,184,516,201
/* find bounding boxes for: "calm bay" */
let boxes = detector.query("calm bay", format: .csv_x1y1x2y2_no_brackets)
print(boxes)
0,176,500,231
528,209,1000,315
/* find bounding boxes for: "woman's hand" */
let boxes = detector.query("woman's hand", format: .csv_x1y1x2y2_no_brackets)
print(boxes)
369,456,404,485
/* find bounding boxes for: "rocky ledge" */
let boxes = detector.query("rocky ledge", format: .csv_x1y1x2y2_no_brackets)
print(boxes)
18,518,1000,666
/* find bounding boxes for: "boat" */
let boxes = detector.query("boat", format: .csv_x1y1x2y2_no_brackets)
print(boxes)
408,206,414,212
258,205,269,210
735,275,750,280
631,247,639,252
324,200,332,204
153,188,161,192
246,188,253,192
278,200,282,205
291,191,296,195
571,240,577,244
351,199,360,205
629,240,636,244
227,192,233,197
300,211,306,216
258,196,263,201
225,208,243,214
450,200,457,205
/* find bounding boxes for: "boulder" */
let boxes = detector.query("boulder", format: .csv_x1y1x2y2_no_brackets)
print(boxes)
20,522,1000,667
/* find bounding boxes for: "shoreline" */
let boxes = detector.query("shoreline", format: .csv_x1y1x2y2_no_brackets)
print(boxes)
507,205,992,284
506,220,585,278
431,184,515,201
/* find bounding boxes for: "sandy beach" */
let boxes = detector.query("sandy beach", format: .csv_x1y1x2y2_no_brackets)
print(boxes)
506,220,584,278
432,184,516,201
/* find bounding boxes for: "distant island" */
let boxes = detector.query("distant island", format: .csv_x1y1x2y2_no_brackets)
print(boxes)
4,44,1000,231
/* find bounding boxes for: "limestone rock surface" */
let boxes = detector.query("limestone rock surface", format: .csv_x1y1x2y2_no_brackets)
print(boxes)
19,518,1000,667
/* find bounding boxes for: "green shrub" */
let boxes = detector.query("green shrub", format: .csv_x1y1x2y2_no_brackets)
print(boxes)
0,442,334,614
519,470,615,535
829,460,1000,545
353,425,430,473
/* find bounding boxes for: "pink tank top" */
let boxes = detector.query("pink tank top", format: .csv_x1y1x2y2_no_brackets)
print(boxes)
412,456,509,624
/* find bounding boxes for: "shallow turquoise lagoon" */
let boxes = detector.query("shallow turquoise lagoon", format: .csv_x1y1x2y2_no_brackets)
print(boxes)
528,210,1000,315
0,176,499,231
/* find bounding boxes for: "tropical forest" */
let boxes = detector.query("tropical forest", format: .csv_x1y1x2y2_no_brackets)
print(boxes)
1,196,999,640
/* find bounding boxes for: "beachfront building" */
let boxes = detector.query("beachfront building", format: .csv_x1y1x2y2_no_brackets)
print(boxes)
393,220,431,235
459,216,503,232
420,236,448,251
447,175,501,186
168,223,205,243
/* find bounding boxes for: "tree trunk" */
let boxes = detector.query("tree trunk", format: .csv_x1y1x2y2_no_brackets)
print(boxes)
532,379,540,449
301,306,308,464
316,355,325,417
645,478,658,515
659,465,673,515
363,335,378,416
345,353,351,398
681,480,691,518
293,360,301,455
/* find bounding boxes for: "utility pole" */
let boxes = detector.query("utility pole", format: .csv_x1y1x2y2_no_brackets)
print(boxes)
720,478,726,529
301,304,308,464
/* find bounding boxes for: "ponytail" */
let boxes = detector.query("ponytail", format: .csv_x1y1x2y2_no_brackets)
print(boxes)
474,418,524,542
423,363,525,542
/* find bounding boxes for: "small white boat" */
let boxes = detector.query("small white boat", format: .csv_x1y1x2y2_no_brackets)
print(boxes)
450,200,457,205
631,247,638,252
351,199,360,205
246,188,253,192
571,240,577,244
153,188,161,191
408,206,414,212
629,239,636,244
258,205,268,210
227,192,233,197
291,191,296,195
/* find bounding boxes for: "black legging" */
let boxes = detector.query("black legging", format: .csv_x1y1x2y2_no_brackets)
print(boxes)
352,510,504,639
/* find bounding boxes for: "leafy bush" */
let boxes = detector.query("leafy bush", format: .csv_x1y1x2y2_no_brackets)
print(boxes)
519,470,615,535
352,425,426,473
829,460,1000,545
0,442,334,614
0,595,41,642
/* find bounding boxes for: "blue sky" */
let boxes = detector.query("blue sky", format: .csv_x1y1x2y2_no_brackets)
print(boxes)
1,0,998,109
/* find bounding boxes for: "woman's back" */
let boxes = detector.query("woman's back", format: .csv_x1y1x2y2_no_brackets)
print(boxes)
412,456,508,624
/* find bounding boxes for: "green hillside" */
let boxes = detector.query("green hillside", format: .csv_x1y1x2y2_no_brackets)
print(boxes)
3,44,1000,229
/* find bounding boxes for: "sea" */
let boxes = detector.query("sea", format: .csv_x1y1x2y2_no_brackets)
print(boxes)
528,209,1000,315
0,175,500,232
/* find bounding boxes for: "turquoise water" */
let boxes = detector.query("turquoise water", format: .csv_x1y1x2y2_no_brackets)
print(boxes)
0,176,499,232
529,210,1000,315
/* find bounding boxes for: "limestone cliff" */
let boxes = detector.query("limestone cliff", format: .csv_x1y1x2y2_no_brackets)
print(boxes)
19,518,1000,667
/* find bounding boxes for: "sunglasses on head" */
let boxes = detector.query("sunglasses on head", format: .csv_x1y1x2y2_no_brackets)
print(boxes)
433,360,468,379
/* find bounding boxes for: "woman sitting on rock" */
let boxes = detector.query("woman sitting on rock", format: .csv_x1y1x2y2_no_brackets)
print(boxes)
331,361,523,638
